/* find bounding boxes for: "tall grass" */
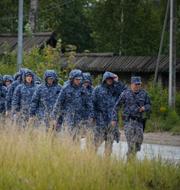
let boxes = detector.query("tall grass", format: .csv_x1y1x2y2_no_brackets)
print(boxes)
0,122,179,190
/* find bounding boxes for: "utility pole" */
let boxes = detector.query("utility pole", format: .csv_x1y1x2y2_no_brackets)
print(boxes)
169,0,176,108
119,0,124,55
17,0,24,71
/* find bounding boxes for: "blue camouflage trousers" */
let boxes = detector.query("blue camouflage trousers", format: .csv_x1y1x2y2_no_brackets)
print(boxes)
60,120,93,141
94,125,120,156
124,119,143,156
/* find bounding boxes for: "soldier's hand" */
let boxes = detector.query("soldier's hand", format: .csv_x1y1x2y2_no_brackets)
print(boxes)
5,111,10,117
90,118,95,122
111,121,116,127
51,120,57,130
90,118,95,125
28,117,35,126
139,106,145,112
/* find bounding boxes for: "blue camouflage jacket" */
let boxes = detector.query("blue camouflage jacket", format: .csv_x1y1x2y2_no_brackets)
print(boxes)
112,88,151,121
0,75,7,113
30,70,61,119
11,69,37,117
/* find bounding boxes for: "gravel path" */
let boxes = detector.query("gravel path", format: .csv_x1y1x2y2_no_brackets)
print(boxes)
120,131,180,146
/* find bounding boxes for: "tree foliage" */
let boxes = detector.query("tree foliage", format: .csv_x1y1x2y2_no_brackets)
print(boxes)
0,0,180,55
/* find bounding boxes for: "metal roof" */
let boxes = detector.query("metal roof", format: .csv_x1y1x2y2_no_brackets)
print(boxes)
0,32,52,54
60,53,180,73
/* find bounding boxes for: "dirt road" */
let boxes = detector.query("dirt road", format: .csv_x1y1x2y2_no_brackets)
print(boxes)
120,131,180,146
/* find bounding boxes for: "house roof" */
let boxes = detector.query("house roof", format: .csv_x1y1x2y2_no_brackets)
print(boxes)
60,53,180,73
0,32,53,54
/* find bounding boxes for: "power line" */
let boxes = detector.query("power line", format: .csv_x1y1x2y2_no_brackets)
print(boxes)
154,0,170,85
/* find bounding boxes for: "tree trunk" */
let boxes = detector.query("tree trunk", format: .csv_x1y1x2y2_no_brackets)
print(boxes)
29,0,38,32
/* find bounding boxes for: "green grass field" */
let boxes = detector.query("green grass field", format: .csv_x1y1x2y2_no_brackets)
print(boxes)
0,124,179,190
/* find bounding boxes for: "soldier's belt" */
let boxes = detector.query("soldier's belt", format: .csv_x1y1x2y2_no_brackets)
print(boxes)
123,115,144,123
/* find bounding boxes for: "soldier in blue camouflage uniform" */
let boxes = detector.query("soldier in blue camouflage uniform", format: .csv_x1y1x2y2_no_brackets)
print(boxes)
111,73,128,142
111,76,151,158
29,70,62,128
113,74,128,97
6,68,25,114
11,69,37,127
92,71,127,156
81,73,94,122
3,75,14,89
0,75,7,117
55,79,70,130
34,75,42,86
52,69,90,139
77,72,94,137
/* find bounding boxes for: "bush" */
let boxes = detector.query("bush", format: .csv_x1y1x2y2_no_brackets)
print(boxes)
0,51,17,75
176,92,180,116
147,83,168,119
162,110,180,131
0,45,75,85
171,126,180,135
23,45,75,84
144,83,180,132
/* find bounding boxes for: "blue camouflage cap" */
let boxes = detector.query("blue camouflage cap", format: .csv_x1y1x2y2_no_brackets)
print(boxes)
0,75,3,84
3,75,14,82
83,72,92,84
102,71,115,83
69,69,82,80
44,70,57,80
131,76,142,84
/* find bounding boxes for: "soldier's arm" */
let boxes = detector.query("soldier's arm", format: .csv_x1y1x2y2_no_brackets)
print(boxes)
87,94,94,119
144,93,151,112
29,87,40,117
0,87,7,112
111,92,125,121
118,81,128,94
52,89,66,120
120,81,128,92
56,85,62,95
6,85,14,111
91,88,99,119
11,86,21,113
2,87,7,99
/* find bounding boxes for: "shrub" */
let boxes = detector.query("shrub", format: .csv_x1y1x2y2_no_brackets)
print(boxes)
176,92,180,116
144,83,180,132
0,44,75,84
147,83,169,119
162,110,180,131
23,45,75,84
